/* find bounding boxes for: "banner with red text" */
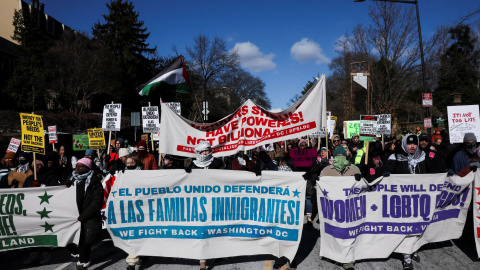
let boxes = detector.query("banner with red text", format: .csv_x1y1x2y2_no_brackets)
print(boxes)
159,75,327,157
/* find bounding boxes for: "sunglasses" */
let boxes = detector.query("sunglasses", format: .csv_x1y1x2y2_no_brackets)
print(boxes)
333,140,340,142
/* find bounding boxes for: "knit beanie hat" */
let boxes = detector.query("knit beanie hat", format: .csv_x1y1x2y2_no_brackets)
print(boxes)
406,134,418,145
77,158,92,169
85,148,96,157
18,152,31,161
118,148,129,158
333,146,347,157
137,140,147,148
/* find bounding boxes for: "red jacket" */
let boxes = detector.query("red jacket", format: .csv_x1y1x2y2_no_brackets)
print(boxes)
140,153,157,170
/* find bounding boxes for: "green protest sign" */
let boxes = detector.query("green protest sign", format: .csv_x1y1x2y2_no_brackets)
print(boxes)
72,134,89,151
344,121,360,139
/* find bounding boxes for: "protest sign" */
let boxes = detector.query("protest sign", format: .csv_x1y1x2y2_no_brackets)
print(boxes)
0,186,80,251
106,170,305,261
152,130,161,141
344,121,360,139
6,138,21,153
142,106,160,133
20,113,45,155
424,118,432,129
474,171,480,258
376,114,391,135
165,102,181,116
48,126,57,144
102,104,122,132
87,128,106,150
159,75,327,157
359,115,378,142
289,149,317,167
316,173,473,263
447,105,480,143
73,134,89,151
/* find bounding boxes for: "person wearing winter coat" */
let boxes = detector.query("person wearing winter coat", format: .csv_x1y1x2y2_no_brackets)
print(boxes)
418,134,446,173
7,152,33,188
386,134,429,175
348,133,364,158
136,140,157,170
451,132,480,174
357,142,390,183
306,147,330,223
0,152,17,188
66,158,104,270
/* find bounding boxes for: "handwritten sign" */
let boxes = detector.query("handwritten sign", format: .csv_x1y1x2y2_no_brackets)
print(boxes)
102,104,122,131
142,106,160,133
7,138,21,153
344,121,361,139
165,102,181,116
447,105,480,143
376,114,391,135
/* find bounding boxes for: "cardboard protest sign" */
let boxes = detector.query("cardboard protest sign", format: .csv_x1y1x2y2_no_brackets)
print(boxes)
106,170,305,261
152,130,161,141
376,114,391,135
6,138,21,153
344,121,360,139
289,149,317,167
317,172,473,263
159,75,327,157
447,105,480,143
142,106,160,133
72,134,89,151
165,102,181,115
102,104,122,132
48,125,57,144
87,128,105,150
359,115,378,142
20,113,45,155
0,186,80,251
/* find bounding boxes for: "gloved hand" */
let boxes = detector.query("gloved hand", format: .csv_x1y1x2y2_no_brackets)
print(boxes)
321,158,330,165
382,171,390,177
65,179,74,188
185,166,192,173
471,165,477,172
354,174,362,181
255,169,262,176
77,215,84,222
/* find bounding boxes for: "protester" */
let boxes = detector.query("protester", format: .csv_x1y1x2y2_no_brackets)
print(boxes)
348,133,363,158
107,138,125,169
298,139,308,149
357,141,390,182
125,155,142,170
306,147,330,223
431,128,442,142
419,134,446,173
7,152,33,188
66,158,103,270
452,132,480,173
330,134,342,153
109,148,129,174
257,150,278,171
59,145,77,172
137,140,157,170
0,152,16,188
231,152,250,171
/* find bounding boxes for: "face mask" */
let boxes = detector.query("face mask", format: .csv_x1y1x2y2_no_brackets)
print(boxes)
332,156,350,172
137,150,146,157
466,144,476,154
126,165,136,170
19,159,28,165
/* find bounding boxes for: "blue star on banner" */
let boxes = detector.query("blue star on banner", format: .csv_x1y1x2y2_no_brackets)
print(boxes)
293,189,301,198
322,189,329,196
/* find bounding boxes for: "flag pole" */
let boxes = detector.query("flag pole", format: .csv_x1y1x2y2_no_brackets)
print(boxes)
31,111,37,182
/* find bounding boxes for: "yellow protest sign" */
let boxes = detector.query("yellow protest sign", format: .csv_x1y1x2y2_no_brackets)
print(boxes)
87,128,106,150
20,113,45,154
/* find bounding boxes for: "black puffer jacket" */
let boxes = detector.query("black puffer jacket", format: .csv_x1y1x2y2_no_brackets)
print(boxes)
76,172,104,244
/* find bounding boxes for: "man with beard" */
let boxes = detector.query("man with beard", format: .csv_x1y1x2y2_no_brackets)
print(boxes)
452,132,480,174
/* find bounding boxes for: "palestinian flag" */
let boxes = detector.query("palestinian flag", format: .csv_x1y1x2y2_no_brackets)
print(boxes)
137,55,192,96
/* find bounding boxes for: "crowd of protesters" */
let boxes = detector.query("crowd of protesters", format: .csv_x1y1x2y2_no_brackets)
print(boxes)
0,126,478,270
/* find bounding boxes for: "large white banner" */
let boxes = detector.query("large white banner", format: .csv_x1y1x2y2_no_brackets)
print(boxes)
317,173,473,263
102,104,122,132
0,186,80,251
106,170,305,260
159,75,327,157
474,171,480,258
447,105,480,143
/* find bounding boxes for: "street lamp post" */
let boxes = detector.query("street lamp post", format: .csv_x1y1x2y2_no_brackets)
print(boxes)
354,0,431,137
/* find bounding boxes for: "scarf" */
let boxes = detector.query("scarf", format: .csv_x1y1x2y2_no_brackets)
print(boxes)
17,163,30,173
193,153,214,168
71,170,94,191
332,156,351,172
278,165,292,172
398,136,426,174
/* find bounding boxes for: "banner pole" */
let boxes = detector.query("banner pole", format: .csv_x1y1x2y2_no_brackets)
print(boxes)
148,102,155,154
365,141,369,165
107,101,113,155
307,135,310,147
382,135,384,151
31,111,37,182
52,142,55,151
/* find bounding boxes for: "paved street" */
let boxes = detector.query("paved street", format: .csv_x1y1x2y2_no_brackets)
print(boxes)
2,217,479,270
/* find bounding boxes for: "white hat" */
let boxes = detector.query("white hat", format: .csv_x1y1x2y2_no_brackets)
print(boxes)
118,148,129,158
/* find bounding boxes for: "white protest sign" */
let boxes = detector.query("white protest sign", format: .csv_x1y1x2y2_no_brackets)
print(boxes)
165,102,181,116
159,75,327,157
142,106,160,133
317,172,473,263
106,170,305,261
48,125,57,144
376,114,391,135
102,104,122,132
6,138,21,153
152,129,161,141
447,105,480,143
0,186,80,251
359,115,378,141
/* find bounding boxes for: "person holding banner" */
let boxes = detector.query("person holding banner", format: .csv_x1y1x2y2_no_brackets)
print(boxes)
136,140,157,170
7,152,32,188
306,147,330,223
0,152,16,188
66,158,104,270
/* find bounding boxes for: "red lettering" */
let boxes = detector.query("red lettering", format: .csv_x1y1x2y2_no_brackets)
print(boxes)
187,136,197,145
268,120,276,128
255,117,268,126
252,106,260,115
